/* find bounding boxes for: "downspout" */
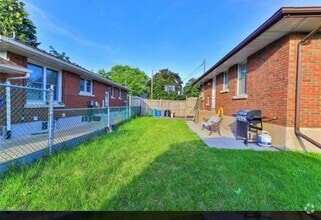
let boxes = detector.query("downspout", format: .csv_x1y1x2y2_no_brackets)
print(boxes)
5,73,30,139
295,23,321,149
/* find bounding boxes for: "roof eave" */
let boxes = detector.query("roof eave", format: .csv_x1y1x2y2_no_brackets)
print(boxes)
0,36,130,91
193,6,321,86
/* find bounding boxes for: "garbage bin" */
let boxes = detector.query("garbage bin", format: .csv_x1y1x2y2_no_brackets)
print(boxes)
164,110,171,117
152,109,156,117
156,109,161,117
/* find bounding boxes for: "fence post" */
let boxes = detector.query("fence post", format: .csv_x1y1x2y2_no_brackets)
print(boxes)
128,95,132,119
145,99,148,115
5,81,12,139
48,85,54,155
107,107,110,128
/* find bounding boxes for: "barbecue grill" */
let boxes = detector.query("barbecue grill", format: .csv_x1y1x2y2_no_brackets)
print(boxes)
233,109,264,144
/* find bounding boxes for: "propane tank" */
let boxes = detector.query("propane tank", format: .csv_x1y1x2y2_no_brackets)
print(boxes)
258,131,272,147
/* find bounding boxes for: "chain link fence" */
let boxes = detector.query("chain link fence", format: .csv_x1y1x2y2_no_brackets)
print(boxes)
0,83,141,174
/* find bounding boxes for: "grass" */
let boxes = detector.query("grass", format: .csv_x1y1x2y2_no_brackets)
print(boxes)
0,116,321,211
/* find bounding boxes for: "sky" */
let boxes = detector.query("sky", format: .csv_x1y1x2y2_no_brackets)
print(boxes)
23,0,321,84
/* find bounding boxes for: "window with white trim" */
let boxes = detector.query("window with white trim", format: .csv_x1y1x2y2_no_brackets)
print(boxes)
27,63,61,103
111,86,115,98
223,71,229,91
80,78,93,95
238,61,247,95
118,88,122,99
165,85,175,93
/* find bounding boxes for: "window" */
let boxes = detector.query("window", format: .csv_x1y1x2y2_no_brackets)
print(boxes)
223,71,229,91
200,84,204,99
118,88,122,99
238,61,247,95
27,63,61,103
111,86,115,98
80,78,93,95
46,68,59,100
165,85,175,93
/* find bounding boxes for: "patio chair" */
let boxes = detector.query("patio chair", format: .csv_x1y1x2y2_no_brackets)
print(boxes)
201,115,222,136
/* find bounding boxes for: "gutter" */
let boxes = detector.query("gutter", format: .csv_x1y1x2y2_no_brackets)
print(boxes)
0,35,130,92
193,7,285,86
295,23,321,150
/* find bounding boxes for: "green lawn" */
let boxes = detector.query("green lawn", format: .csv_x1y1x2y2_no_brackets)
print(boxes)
0,117,321,211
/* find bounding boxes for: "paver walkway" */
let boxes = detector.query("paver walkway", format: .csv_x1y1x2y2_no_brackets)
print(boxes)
185,120,277,151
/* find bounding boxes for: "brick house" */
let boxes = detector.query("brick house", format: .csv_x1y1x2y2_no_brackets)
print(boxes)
0,35,129,108
0,35,129,138
193,7,321,152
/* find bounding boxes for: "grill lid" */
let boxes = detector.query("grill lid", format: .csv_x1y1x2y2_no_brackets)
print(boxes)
235,109,262,117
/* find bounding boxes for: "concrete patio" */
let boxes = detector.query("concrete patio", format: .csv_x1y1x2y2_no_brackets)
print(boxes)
185,120,278,151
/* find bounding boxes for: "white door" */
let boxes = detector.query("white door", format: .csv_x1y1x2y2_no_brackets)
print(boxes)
104,92,110,107
211,77,216,110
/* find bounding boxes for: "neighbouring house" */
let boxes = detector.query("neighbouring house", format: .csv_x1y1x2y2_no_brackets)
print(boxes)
0,35,130,138
193,7,321,152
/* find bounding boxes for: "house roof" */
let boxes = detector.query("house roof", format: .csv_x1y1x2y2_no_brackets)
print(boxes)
0,57,32,75
193,7,321,86
0,35,130,91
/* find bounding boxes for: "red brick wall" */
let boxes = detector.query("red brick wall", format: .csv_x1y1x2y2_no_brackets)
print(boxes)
1,52,128,109
205,33,321,128
200,79,213,111
62,71,127,108
8,52,27,67
212,35,291,126
110,87,127,107
1,52,27,85
0,74,7,82
288,33,321,128
216,65,238,116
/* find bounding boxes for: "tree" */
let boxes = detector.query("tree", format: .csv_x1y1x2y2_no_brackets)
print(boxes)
183,78,200,98
97,68,109,79
148,69,184,100
0,0,40,46
100,65,149,97
49,46,70,62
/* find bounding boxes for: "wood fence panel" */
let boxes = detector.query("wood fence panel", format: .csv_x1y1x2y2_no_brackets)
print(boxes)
141,98,198,117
